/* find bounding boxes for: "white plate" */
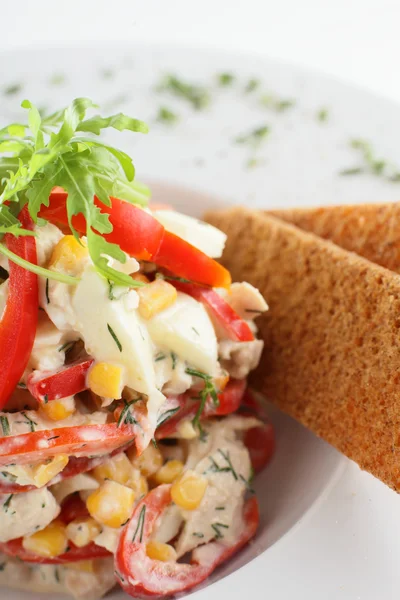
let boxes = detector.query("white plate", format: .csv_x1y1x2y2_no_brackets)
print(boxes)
0,44,400,600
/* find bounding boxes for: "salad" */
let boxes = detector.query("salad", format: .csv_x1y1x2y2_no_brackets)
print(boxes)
0,99,274,599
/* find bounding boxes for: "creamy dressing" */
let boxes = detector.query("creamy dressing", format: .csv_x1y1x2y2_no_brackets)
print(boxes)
0,487,59,542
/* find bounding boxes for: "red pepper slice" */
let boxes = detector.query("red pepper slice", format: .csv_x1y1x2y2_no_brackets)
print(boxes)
0,207,38,409
27,358,94,402
0,442,134,494
59,494,90,524
152,231,231,289
172,281,254,341
240,390,275,472
40,190,231,288
115,484,259,598
0,538,110,564
0,423,136,466
156,379,247,440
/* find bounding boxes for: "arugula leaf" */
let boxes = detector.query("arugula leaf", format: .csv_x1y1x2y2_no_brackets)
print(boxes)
0,97,149,284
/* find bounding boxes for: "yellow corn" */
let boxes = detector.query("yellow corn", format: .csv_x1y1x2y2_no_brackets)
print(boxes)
66,518,101,548
153,460,184,485
176,419,197,440
32,454,69,487
92,452,133,487
41,399,75,421
65,560,95,573
49,235,88,270
128,471,148,497
171,470,208,510
129,444,163,478
215,371,229,392
22,520,68,558
146,541,177,562
138,280,177,320
86,480,135,529
87,363,123,399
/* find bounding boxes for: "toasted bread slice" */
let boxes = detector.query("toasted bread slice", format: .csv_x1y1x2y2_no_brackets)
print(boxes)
206,207,400,491
268,203,400,272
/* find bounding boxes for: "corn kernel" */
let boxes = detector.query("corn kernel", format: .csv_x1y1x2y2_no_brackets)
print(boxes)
65,560,95,573
22,520,68,558
138,280,177,320
86,480,135,529
66,518,101,548
92,452,133,486
33,454,69,487
171,470,208,510
215,371,229,392
129,444,163,478
128,471,148,497
87,363,123,399
49,235,88,271
146,541,177,562
176,419,197,440
153,460,184,485
41,398,75,421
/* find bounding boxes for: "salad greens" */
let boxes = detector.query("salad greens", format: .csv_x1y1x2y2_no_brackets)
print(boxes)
0,97,150,286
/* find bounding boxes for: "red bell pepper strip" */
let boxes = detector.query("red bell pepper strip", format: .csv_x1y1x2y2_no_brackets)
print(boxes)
172,281,254,341
240,390,275,472
152,231,231,289
40,190,231,288
115,484,259,598
0,207,38,409
0,538,110,564
156,379,247,440
0,443,133,494
27,358,95,403
0,423,137,466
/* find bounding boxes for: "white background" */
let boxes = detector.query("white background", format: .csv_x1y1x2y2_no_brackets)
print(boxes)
1,0,400,102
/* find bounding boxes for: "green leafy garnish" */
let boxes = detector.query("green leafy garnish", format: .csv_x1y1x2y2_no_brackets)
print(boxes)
0,416,10,436
317,107,329,122
3,494,13,512
132,505,146,542
245,78,260,93
0,97,150,285
217,73,235,86
185,367,219,429
49,73,65,86
235,125,270,149
211,522,229,539
156,107,179,125
157,75,210,110
117,400,139,427
107,323,122,352
260,95,295,112
340,138,400,182
3,84,22,97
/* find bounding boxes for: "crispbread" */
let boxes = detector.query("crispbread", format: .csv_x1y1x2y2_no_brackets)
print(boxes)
268,203,400,272
206,207,400,491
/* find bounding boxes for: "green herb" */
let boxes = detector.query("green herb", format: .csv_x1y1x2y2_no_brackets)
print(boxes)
41,503,46,508
17,412,37,432
339,167,364,176
217,449,238,480
43,394,49,404
101,69,115,80
192,532,204,538
115,570,125,582
132,505,146,542
0,563,5,571
211,522,229,539
58,340,77,353
3,84,22,97
3,494,13,512
245,78,260,93
240,473,255,494
156,406,180,428
155,352,166,362
185,367,219,429
49,73,65,86
151,438,158,449
317,107,329,122
246,157,265,169
55,568,60,583
156,107,179,125
235,125,270,149
0,98,150,286
108,279,116,300
217,73,235,86
47,435,60,441
260,95,295,112
158,273,191,284
244,308,264,314
215,506,225,511
0,416,10,436
192,326,199,336
107,323,122,351
171,352,177,370
117,400,139,427
158,75,210,110
17,381,27,389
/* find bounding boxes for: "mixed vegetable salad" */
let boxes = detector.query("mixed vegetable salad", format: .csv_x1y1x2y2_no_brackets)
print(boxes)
0,99,274,599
